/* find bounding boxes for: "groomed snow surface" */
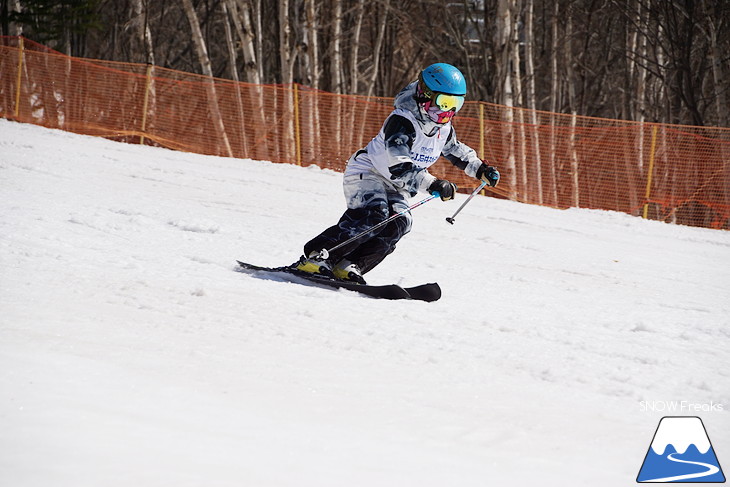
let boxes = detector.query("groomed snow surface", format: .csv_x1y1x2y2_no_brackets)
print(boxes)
1,118,729,486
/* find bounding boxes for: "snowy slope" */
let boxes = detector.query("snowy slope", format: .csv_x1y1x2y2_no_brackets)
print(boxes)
1,118,728,487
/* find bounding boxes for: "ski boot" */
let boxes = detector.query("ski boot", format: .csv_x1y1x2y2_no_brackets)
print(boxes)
295,252,334,278
333,260,366,285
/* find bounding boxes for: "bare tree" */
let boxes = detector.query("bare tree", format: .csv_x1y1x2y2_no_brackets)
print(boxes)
278,0,295,83
225,0,260,85
349,0,365,94
131,0,154,64
547,0,561,206
366,1,387,98
565,4,580,207
494,0,519,198
704,0,728,127
523,0,542,204
9,0,729,128
329,0,343,93
181,0,233,156
302,0,319,89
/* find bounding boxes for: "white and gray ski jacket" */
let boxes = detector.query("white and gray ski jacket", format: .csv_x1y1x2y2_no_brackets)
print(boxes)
344,81,483,196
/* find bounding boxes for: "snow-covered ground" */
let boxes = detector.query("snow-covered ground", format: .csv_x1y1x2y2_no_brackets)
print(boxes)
1,118,728,486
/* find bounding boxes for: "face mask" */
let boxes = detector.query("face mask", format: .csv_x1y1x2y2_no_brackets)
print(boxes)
423,102,456,124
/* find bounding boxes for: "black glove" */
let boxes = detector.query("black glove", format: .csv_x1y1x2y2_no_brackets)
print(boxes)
428,179,457,201
476,162,500,187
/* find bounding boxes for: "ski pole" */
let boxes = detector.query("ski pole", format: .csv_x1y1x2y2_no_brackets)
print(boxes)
445,180,488,224
316,192,441,260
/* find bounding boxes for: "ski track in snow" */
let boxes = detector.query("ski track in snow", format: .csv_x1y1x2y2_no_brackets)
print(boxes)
1,119,729,486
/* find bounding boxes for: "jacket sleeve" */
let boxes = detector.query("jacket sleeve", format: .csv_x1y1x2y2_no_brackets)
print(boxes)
441,127,483,178
382,115,437,195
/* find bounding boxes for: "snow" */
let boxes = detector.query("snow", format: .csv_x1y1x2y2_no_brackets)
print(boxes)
1,118,729,486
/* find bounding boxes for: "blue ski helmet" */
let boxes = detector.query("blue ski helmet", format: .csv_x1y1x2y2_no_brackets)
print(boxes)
419,63,467,96
416,63,467,124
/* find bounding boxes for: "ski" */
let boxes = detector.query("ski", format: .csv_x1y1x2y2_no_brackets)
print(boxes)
236,261,441,302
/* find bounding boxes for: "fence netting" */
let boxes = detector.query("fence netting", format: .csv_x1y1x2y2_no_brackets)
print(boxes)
2,37,729,230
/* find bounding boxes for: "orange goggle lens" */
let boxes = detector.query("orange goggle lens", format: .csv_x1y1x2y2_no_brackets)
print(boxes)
433,93,465,112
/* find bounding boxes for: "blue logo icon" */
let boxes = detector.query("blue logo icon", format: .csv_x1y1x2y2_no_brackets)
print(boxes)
637,416,725,483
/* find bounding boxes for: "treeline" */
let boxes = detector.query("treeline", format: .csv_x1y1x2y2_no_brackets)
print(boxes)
2,0,729,127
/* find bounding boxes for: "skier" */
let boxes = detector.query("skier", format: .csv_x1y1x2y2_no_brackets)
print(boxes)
296,63,500,284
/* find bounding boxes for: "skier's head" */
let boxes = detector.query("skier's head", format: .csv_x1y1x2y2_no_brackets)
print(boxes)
415,63,466,124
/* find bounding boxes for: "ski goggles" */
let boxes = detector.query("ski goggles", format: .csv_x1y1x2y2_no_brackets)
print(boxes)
429,92,465,113
416,77,466,113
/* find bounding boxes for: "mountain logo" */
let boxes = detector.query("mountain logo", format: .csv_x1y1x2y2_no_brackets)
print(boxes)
637,416,725,483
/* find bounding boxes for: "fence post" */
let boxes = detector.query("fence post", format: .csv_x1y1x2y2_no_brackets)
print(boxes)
140,64,153,145
479,102,485,159
14,37,25,119
293,83,302,166
642,125,659,219
479,103,485,195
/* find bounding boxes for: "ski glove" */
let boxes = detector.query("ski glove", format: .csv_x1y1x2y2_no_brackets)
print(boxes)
428,179,457,201
477,162,500,187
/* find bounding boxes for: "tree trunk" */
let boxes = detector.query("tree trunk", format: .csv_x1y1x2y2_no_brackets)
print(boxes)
508,0,525,200
495,0,512,108
547,1,560,206
221,2,239,83
625,0,638,121
303,0,320,159
630,0,648,213
9,0,22,35
565,6,579,207
635,0,648,125
349,0,365,94
329,0,343,94
366,2,387,98
181,0,233,157
524,0,541,205
182,0,214,77
323,0,343,157
252,0,264,83
496,0,517,199
278,0,295,84
132,0,154,65
132,0,156,145
277,0,297,162
303,0,318,90
227,0,260,85
221,0,248,157
706,2,728,127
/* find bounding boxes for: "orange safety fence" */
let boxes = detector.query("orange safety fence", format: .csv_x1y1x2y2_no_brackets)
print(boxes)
2,36,729,230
